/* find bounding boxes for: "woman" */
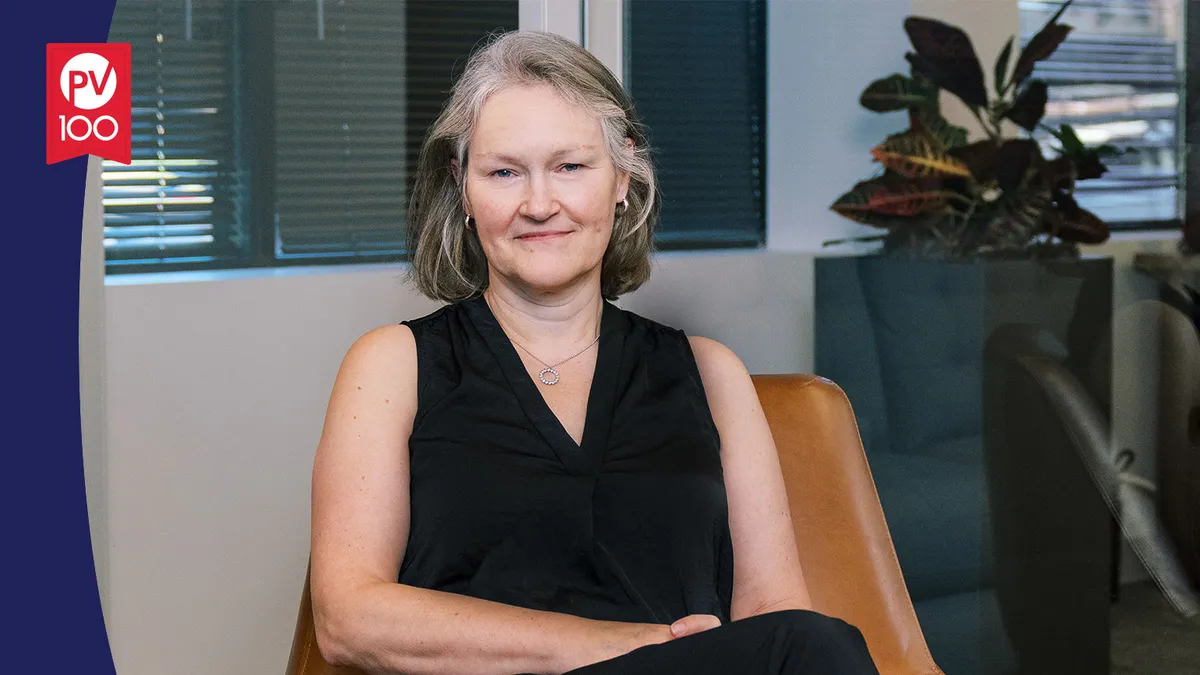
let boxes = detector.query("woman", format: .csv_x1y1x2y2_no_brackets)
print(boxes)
309,30,878,675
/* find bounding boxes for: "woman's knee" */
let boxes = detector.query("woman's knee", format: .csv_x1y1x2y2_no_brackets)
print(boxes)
757,609,857,637
758,610,878,673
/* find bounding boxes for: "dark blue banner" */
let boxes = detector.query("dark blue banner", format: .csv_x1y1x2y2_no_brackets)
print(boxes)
4,1,118,672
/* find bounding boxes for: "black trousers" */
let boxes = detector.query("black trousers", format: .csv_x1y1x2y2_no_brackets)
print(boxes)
564,610,880,675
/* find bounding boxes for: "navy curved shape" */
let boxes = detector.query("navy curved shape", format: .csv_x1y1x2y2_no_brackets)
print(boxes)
6,1,119,673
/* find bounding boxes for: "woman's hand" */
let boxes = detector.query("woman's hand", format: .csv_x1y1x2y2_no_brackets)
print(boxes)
564,614,722,673
668,613,722,639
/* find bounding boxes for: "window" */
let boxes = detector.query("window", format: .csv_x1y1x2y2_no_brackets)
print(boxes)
1019,0,1185,226
103,0,766,274
104,0,518,274
625,0,766,248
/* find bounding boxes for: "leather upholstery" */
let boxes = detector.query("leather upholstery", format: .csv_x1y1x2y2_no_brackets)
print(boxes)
752,375,942,675
285,374,942,675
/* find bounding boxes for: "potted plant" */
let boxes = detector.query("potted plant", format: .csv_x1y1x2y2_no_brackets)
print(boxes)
826,0,1119,258
812,4,1115,674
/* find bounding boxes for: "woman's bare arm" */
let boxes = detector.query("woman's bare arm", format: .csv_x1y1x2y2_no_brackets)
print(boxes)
311,324,676,675
688,336,813,621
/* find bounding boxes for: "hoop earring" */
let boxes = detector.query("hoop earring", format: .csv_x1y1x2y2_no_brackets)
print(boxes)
616,198,628,216
464,214,473,230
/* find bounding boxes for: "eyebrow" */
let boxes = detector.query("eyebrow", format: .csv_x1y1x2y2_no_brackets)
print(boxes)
477,146,597,164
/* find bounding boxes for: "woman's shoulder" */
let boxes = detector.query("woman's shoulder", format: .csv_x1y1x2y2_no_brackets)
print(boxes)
685,335,748,384
341,323,419,380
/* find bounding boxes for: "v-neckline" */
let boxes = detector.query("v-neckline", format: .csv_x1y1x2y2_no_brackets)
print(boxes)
464,294,622,474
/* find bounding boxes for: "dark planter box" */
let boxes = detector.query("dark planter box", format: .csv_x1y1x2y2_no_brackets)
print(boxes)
814,255,1113,675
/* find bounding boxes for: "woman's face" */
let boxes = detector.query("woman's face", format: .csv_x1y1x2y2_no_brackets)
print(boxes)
460,84,629,296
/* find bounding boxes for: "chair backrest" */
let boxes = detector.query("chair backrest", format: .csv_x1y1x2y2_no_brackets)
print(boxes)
286,565,358,675
287,374,941,675
753,375,941,675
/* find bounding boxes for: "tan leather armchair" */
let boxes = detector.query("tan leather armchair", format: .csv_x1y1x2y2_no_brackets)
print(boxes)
286,374,942,675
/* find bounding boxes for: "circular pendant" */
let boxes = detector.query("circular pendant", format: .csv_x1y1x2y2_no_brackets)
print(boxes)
538,366,560,385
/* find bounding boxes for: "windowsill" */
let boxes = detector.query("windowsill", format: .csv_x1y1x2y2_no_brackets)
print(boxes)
1100,227,1182,244
103,260,409,286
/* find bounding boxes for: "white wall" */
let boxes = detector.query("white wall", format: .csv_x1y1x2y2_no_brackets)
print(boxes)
102,268,434,674
81,155,109,614
766,0,913,251
85,1,1177,673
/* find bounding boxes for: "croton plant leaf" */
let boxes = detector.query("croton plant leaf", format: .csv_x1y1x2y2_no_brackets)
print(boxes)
909,107,970,149
993,139,1042,192
1012,0,1075,86
831,171,957,225
866,185,956,216
949,140,999,183
903,17,989,107
1004,80,1049,131
980,189,1054,244
831,177,890,226
860,74,937,112
994,36,1014,93
872,131,972,179
1049,124,1110,180
1053,204,1109,244
1052,123,1086,154
1074,154,1109,181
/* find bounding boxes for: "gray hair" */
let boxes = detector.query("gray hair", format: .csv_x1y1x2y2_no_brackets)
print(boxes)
405,29,660,302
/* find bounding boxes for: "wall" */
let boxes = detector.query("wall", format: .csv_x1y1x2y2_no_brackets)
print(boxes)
81,155,109,613
85,1,1175,673
766,0,912,252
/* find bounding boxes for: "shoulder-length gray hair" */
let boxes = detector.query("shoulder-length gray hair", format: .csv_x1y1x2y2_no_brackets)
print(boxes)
406,30,660,302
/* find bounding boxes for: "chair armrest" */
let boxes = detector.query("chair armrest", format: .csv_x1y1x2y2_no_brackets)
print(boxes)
985,324,1200,618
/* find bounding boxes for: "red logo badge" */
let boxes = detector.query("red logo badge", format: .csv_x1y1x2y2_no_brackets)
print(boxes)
47,43,131,165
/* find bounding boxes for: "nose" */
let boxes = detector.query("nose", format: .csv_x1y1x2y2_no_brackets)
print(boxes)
518,172,560,222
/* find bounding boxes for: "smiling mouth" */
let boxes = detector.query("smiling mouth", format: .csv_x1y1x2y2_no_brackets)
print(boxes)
516,231,572,241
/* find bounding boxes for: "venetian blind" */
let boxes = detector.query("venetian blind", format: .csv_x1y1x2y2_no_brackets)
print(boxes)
272,0,518,259
104,0,241,268
1020,0,1184,224
627,0,767,248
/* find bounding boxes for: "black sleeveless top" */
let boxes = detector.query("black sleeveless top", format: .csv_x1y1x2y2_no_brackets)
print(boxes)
397,295,734,624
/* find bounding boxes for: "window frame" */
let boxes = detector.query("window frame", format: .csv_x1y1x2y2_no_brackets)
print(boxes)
104,0,769,276
1185,0,1197,228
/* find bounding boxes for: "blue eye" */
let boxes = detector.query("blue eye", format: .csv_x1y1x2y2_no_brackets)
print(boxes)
490,169,514,178
562,163,582,172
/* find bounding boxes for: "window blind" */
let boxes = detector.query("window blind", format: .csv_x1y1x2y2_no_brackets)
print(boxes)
405,1,519,194
1020,0,1184,224
626,0,766,248
104,0,241,268
272,0,518,260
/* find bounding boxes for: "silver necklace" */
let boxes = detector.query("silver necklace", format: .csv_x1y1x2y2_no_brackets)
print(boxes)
486,296,601,385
